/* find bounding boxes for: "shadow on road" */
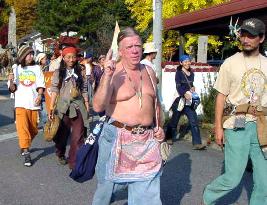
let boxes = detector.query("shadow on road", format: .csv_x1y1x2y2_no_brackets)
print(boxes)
0,88,10,96
161,153,192,205
31,145,55,165
0,114,14,127
215,161,253,204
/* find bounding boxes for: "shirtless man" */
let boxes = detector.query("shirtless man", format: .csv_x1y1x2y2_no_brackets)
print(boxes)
92,27,165,205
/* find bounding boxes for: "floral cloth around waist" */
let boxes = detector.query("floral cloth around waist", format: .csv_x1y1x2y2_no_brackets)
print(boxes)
106,128,162,183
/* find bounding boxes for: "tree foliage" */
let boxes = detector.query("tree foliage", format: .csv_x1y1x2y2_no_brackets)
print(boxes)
125,0,229,60
35,0,135,56
4,0,37,40
0,0,10,27
36,0,105,38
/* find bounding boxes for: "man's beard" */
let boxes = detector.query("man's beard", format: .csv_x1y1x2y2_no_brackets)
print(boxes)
242,45,259,56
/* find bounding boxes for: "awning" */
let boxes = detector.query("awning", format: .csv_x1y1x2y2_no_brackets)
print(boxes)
164,0,267,35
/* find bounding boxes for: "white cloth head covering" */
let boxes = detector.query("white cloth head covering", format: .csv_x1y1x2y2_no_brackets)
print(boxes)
35,53,46,64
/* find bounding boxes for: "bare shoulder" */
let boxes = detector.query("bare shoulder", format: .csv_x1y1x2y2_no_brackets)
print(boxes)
142,64,157,84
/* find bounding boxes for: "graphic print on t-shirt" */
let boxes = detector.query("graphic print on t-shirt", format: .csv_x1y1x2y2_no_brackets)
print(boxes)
241,68,267,103
19,70,36,87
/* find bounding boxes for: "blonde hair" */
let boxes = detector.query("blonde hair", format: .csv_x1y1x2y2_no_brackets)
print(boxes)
117,27,141,48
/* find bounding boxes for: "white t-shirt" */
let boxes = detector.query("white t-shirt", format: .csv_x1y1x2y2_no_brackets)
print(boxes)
12,64,45,110
49,56,62,72
85,63,92,76
140,59,157,77
214,52,267,128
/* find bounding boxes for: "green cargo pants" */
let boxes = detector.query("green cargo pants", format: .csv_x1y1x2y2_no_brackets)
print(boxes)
203,122,267,205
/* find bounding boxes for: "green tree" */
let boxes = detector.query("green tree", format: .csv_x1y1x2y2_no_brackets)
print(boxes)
4,0,38,39
36,0,104,38
0,0,10,27
35,0,135,55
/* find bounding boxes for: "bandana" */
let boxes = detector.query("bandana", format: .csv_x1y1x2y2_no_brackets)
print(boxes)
62,47,77,56
179,55,190,62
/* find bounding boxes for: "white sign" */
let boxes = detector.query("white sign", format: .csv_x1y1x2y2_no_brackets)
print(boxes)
197,36,208,63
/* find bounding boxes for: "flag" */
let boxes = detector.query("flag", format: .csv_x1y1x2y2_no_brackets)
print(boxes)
111,21,120,61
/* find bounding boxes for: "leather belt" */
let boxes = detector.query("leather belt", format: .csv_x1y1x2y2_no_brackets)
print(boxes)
111,121,153,134
223,103,267,116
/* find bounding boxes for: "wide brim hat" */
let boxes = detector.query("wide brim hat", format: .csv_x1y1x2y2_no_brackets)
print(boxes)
143,42,158,54
17,45,34,63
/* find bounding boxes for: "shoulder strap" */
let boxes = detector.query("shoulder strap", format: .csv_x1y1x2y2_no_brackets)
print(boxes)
144,65,159,129
182,71,192,89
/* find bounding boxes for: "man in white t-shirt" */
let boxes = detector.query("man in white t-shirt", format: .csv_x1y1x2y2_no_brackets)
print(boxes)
140,42,164,111
140,42,158,77
203,18,267,205
8,45,45,167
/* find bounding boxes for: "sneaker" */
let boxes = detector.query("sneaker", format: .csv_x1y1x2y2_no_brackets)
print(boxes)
21,150,26,156
24,152,32,167
193,144,206,150
21,149,30,156
58,156,67,165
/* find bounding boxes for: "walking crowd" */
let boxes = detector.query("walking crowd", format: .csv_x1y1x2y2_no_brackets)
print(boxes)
5,18,267,205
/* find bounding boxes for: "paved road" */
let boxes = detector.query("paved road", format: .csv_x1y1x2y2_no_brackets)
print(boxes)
0,80,252,205
0,133,252,205
0,80,16,135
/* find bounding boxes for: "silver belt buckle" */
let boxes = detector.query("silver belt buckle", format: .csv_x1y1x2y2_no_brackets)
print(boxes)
131,125,145,134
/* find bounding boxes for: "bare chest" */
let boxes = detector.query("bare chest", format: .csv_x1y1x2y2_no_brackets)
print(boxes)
112,70,156,102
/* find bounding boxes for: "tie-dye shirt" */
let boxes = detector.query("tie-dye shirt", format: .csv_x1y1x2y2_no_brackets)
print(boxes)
12,64,45,110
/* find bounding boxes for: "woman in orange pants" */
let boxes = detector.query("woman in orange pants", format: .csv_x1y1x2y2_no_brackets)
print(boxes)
8,45,45,167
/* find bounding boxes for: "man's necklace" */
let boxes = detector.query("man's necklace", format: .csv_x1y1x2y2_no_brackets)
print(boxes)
122,63,143,109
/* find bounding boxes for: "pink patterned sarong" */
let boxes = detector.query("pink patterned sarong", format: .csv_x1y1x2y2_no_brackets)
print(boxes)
106,128,162,183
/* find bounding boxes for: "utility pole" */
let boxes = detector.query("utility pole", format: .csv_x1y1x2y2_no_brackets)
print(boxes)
153,0,162,89
8,7,17,50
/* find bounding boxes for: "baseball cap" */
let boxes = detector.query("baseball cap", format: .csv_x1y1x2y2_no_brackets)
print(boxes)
240,18,266,36
84,53,93,59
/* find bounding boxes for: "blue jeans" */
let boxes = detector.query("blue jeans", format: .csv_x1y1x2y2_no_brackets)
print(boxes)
203,122,267,205
38,100,47,127
92,121,162,205
167,105,202,145
87,77,93,104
